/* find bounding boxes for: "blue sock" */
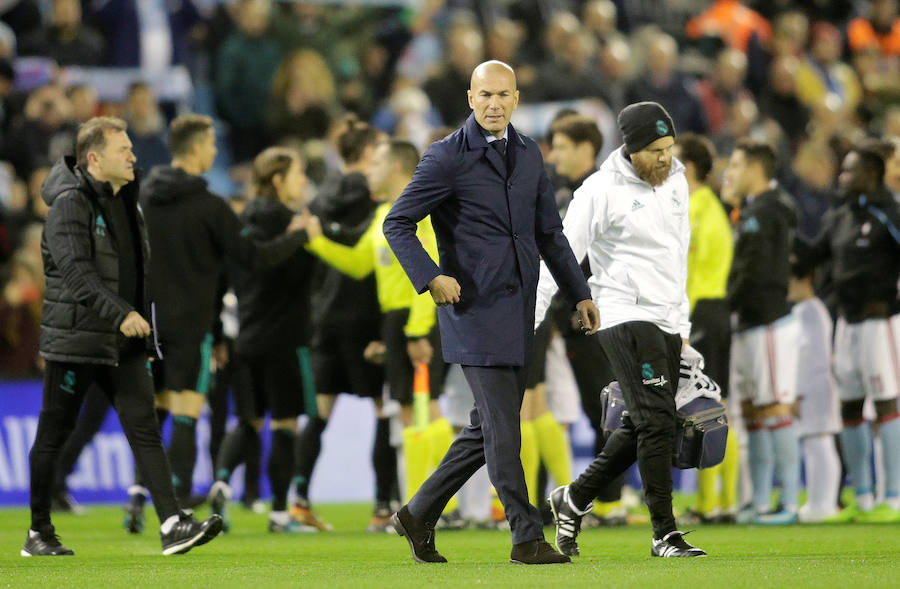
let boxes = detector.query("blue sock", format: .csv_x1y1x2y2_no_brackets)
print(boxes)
768,420,800,512
839,422,873,498
747,427,774,512
877,416,900,501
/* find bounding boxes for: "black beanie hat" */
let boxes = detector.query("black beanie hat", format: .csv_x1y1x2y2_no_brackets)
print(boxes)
618,101,675,155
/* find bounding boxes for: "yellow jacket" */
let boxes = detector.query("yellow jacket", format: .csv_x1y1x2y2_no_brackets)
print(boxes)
687,185,733,311
307,202,438,338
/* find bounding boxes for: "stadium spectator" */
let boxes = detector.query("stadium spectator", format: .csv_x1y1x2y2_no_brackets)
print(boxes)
746,10,809,97
265,49,336,144
795,22,862,113
0,253,41,378
696,48,751,135
122,82,169,173
3,84,77,180
685,0,771,53
0,57,15,136
582,0,619,45
88,0,201,70
619,0,706,43
215,0,282,163
781,139,839,239
0,0,42,40
597,37,632,115
484,18,535,94
884,136,900,198
757,56,810,146
423,23,484,127
370,83,440,152
534,28,610,104
847,0,900,57
624,32,707,134
19,0,104,66
66,84,97,125
24,116,223,556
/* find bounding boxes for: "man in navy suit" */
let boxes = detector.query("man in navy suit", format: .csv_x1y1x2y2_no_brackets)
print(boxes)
384,60,600,565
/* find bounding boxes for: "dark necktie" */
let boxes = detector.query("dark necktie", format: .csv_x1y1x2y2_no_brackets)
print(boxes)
490,137,507,158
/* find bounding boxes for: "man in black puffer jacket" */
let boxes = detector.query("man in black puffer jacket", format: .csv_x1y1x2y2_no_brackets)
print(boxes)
24,117,223,557
133,115,308,522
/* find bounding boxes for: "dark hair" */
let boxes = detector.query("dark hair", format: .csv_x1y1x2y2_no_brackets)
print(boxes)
252,147,298,198
852,146,886,183
127,81,152,98
336,116,380,164
169,114,214,157
75,116,127,169
734,138,776,180
550,115,604,157
858,137,894,162
386,139,420,176
65,83,92,99
677,133,715,182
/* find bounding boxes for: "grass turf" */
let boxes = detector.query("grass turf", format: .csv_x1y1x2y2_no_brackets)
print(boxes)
1,503,897,588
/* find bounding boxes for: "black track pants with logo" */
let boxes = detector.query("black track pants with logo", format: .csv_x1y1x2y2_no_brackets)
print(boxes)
569,321,681,539
30,354,179,530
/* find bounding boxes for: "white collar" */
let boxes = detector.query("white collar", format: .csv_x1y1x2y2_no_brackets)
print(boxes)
484,127,509,143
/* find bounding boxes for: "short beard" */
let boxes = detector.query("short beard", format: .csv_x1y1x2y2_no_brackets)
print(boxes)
632,158,671,186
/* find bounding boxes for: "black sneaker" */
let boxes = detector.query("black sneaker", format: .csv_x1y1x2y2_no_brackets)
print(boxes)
123,490,146,534
21,525,75,556
177,493,207,510
548,485,591,557
207,481,231,532
651,530,707,558
160,513,223,555
51,491,86,515
391,505,447,563
436,509,468,530
510,539,571,564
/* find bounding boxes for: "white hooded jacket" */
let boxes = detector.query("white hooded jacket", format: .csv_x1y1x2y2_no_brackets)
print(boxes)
535,146,692,338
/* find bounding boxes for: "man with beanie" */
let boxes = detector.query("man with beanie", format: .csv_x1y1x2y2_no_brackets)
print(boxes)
536,102,706,558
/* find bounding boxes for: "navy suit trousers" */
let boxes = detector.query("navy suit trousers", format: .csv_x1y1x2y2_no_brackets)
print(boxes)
408,364,544,544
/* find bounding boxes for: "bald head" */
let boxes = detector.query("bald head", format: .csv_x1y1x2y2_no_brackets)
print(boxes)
468,61,520,138
470,60,517,90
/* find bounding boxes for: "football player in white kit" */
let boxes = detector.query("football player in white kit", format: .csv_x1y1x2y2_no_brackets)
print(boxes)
788,269,842,522
796,146,900,522
723,140,801,524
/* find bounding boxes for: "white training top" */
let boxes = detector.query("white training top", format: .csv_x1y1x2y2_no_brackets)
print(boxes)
535,146,692,338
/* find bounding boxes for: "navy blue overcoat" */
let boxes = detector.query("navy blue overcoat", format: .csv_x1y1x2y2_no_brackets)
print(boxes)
383,114,591,366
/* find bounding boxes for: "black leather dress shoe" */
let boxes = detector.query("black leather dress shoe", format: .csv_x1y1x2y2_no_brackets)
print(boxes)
510,538,572,564
391,505,448,563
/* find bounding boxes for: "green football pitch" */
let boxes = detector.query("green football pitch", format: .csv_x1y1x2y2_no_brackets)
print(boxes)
1,504,897,588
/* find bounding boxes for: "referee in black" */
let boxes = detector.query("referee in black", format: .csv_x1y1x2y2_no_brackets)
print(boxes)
24,117,222,557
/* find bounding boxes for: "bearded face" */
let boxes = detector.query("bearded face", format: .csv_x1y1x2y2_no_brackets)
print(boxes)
631,154,672,186
629,136,674,186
